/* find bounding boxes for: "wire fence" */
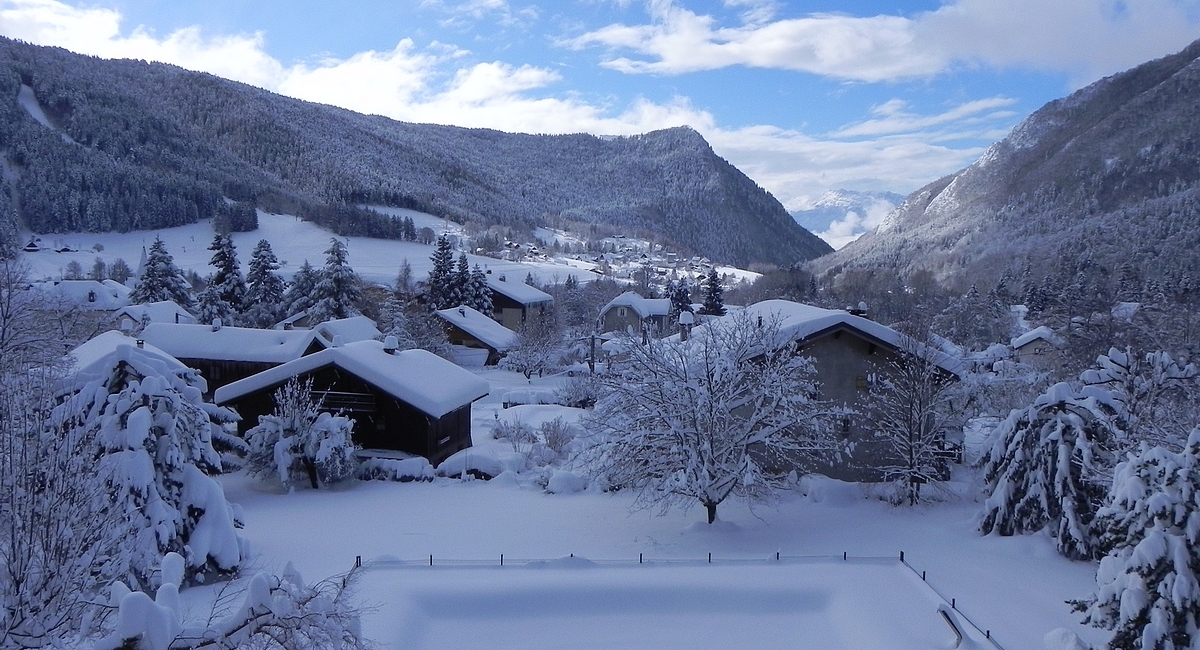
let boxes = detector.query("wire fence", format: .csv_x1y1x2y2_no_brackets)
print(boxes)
354,550,1006,649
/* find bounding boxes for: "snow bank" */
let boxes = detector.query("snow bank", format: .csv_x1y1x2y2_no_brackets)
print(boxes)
796,474,863,506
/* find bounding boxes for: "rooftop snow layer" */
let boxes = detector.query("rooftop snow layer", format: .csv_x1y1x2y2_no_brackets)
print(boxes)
313,316,381,346
114,300,197,325
1011,325,1062,349
140,323,316,364
486,275,553,305
601,291,671,318
62,330,206,394
435,305,519,351
35,279,131,310
214,340,490,418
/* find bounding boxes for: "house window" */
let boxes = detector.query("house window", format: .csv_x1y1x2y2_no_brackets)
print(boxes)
87,290,96,302
618,307,627,318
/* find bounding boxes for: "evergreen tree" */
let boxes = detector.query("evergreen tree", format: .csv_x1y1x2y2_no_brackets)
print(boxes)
309,238,361,324
668,279,693,319
699,268,726,316
206,233,247,314
244,239,286,328
281,260,319,320
1076,429,1200,649
196,282,236,326
129,237,193,308
108,258,133,285
451,253,471,308
467,264,493,315
427,235,455,310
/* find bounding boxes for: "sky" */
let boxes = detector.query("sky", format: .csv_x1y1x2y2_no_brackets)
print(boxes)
2,0,1200,228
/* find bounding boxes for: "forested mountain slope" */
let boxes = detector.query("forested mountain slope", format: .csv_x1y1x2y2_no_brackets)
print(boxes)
0,37,829,267
813,38,1200,293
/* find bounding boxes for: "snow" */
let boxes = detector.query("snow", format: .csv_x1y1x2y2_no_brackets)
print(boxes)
486,274,554,305
35,279,131,310
312,315,382,345
114,300,197,326
435,305,518,351
215,340,490,418
18,83,75,144
140,323,316,364
66,331,187,377
1012,325,1062,350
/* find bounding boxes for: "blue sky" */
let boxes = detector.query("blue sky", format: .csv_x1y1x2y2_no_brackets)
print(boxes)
3,0,1200,226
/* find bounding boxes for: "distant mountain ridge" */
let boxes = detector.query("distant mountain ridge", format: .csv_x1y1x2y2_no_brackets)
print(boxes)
0,37,830,268
790,190,905,246
813,38,1200,291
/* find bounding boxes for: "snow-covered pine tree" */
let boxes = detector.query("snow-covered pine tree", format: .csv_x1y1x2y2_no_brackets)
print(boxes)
1075,429,1200,649
427,235,455,310
129,237,193,308
245,377,358,489
281,260,319,320
699,268,726,316
1080,348,1199,451
206,233,247,315
449,254,471,309
467,264,492,315
62,342,243,590
195,282,236,327
668,279,693,319
978,381,1124,559
243,239,286,328
309,238,361,325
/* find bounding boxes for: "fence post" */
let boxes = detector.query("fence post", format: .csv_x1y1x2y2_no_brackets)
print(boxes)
501,554,504,566
900,550,905,562
639,553,642,564
708,553,711,563
429,554,433,566
355,555,361,568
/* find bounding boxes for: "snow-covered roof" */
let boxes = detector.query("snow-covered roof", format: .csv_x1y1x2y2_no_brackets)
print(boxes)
1011,325,1062,350
114,300,197,325
35,279,131,310
601,291,671,319
63,330,206,393
435,305,519,351
486,275,553,305
313,316,381,347
215,340,490,418
140,323,317,364
705,300,963,375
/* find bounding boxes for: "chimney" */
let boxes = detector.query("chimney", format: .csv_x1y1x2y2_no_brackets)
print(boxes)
211,317,222,332
135,339,144,349
498,274,506,282
678,310,694,342
383,335,398,354
332,335,344,348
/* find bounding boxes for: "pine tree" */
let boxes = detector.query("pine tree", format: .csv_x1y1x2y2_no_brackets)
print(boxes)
129,237,193,308
467,264,492,315
451,253,471,308
309,238,361,325
1076,429,1200,649
196,282,236,326
207,233,247,314
699,268,726,316
243,239,286,328
427,235,455,310
281,260,319,320
668,279,693,319
109,258,133,284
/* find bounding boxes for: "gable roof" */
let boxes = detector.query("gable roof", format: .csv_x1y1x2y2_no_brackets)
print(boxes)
435,305,519,351
486,275,553,305
312,316,382,347
601,291,671,319
114,300,197,325
711,300,963,376
214,340,490,418
63,330,205,393
140,323,317,364
1011,325,1063,350
36,280,131,310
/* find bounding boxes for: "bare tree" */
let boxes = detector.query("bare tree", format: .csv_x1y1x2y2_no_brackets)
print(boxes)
582,312,834,524
501,314,562,379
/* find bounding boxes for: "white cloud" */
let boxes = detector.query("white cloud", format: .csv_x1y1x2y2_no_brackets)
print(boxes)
816,198,898,249
569,0,1200,85
833,97,1017,139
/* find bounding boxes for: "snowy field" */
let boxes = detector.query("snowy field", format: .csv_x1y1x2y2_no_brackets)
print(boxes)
18,211,597,286
217,369,1109,650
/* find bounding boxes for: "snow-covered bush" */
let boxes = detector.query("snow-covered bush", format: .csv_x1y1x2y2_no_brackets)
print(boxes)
1074,430,1200,649
246,378,359,489
357,456,435,482
978,381,1123,560
540,416,577,457
95,554,367,650
493,417,537,454
555,373,600,408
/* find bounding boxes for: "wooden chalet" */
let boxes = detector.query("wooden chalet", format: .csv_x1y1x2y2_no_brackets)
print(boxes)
214,339,490,465
485,274,553,330
435,305,519,365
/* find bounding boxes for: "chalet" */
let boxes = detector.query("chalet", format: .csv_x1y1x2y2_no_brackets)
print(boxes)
486,274,553,330
699,300,963,481
114,300,197,331
66,330,197,387
140,322,318,393
435,304,519,366
311,315,382,346
599,291,671,337
214,339,490,465
1010,326,1064,370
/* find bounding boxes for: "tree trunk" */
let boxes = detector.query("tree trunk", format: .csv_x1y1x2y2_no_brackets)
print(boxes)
705,501,717,524
303,456,319,489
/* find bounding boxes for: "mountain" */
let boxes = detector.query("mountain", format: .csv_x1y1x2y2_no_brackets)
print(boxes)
812,39,1200,293
790,190,905,248
0,37,830,268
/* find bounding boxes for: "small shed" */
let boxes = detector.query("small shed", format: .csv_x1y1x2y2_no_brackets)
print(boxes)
214,340,490,464
435,305,519,365
1011,326,1063,369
